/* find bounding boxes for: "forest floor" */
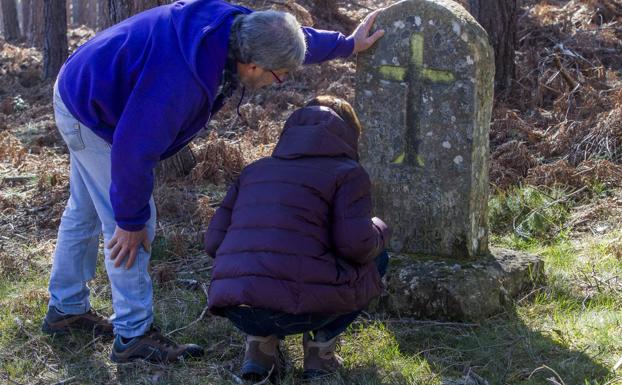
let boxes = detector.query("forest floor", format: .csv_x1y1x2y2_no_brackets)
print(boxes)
1,0,622,384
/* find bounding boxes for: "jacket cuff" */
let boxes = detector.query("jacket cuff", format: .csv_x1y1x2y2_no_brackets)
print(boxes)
117,222,146,232
343,35,356,57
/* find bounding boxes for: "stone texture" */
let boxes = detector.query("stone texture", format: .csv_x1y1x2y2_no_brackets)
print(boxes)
355,0,495,258
375,248,545,321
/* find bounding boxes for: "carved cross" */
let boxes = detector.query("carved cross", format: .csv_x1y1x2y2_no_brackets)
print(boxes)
378,32,455,165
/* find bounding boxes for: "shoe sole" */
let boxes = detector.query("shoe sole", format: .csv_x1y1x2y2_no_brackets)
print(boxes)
110,351,137,364
110,350,164,364
110,350,203,364
41,320,71,336
302,369,335,380
41,319,114,338
241,362,273,380
110,346,167,364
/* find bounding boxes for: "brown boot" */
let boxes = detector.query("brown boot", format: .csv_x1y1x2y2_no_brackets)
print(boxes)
42,306,113,337
302,332,343,379
240,335,283,381
110,327,204,364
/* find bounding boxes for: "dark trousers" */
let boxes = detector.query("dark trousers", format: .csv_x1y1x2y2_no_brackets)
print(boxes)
222,251,389,340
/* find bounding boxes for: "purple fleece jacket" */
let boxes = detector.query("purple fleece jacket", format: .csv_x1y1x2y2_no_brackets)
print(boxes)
57,0,355,231
205,106,391,315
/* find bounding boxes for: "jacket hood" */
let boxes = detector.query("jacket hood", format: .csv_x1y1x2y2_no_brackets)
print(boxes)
272,106,359,160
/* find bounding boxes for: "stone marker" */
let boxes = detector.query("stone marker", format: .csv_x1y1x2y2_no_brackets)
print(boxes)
356,0,493,258
379,248,544,320
355,0,544,320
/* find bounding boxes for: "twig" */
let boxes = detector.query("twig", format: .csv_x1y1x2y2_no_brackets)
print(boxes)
1,175,35,183
384,318,480,328
528,365,567,385
51,377,76,385
252,364,275,385
27,204,51,214
554,56,578,89
225,369,244,385
465,368,490,385
165,282,210,336
33,352,59,374
75,336,102,355
1,372,25,385
517,287,544,304
539,81,562,95
513,186,588,238
614,355,622,371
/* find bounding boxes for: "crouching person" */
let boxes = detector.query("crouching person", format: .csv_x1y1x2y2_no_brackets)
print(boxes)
204,96,390,381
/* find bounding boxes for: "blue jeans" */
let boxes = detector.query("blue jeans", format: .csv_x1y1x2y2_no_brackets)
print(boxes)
223,251,389,340
47,81,156,338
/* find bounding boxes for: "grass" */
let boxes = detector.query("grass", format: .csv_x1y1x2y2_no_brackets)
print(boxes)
1,185,622,384
488,185,573,243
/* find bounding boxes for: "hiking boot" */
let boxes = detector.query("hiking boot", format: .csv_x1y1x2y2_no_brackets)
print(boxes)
110,327,204,364
240,335,283,382
302,332,343,379
42,306,113,337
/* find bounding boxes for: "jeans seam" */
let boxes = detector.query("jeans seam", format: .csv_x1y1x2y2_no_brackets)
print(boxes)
80,189,100,314
139,248,145,303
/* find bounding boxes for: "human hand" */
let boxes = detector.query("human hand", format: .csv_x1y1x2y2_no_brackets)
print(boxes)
372,217,391,246
350,8,386,54
107,226,151,269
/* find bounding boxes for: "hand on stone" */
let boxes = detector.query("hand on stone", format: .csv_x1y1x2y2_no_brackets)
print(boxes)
107,225,151,269
351,8,386,54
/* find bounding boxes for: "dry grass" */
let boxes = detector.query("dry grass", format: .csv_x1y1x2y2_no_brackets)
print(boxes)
190,131,245,185
490,0,622,188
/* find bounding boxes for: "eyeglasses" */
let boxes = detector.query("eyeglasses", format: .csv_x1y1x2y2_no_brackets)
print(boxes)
269,70,283,84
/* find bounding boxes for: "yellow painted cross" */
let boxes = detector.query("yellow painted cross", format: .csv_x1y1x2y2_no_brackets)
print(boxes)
378,33,455,165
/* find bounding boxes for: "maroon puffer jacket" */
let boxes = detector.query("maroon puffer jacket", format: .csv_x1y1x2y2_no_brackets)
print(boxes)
205,106,390,315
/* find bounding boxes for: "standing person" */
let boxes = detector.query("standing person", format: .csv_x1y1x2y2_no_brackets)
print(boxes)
204,96,391,380
43,0,385,364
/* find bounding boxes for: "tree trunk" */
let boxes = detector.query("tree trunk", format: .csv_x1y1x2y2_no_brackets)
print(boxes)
84,0,95,27
66,0,71,27
43,0,68,80
98,0,131,29
71,0,95,28
28,0,45,47
1,0,21,42
84,0,97,29
98,0,169,29
22,0,31,38
108,0,132,24
71,0,80,26
96,0,105,29
155,146,197,181
466,0,518,93
132,0,168,14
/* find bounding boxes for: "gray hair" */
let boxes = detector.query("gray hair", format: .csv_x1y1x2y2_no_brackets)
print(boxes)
231,11,307,71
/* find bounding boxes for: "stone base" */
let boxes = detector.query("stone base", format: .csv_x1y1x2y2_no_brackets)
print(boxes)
374,248,545,321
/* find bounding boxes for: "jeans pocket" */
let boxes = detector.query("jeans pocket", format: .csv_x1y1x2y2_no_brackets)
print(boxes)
55,110,85,152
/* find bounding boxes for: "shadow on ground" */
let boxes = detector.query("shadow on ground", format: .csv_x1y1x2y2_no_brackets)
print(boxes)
383,307,613,384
